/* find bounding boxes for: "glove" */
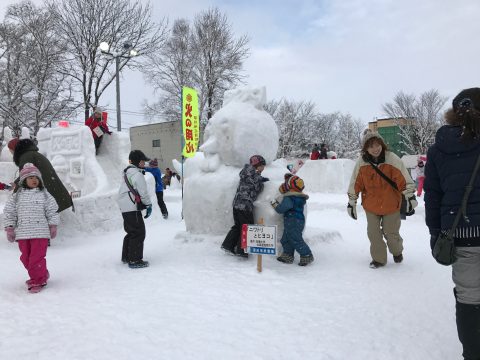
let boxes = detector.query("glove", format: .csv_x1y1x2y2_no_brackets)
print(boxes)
270,200,280,209
261,177,269,182
2,184,12,190
347,201,357,220
405,195,418,216
144,204,153,219
5,227,15,242
49,225,57,239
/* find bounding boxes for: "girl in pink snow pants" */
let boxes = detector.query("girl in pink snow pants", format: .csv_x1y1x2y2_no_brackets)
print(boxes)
3,163,59,293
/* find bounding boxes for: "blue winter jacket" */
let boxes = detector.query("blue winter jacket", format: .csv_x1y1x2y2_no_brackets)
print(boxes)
424,125,480,246
144,167,164,192
274,192,308,221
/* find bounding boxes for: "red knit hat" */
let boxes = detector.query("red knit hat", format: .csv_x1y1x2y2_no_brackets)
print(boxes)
7,138,19,151
288,176,305,192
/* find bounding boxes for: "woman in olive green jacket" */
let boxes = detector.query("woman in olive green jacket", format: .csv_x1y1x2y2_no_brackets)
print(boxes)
12,139,73,212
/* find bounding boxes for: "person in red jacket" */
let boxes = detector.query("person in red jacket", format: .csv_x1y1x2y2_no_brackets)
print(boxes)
0,181,12,191
85,107,112,155
310,144,320,160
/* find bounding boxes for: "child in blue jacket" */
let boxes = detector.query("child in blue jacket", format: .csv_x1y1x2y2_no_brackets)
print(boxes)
272,175,314,266
144,158,168,219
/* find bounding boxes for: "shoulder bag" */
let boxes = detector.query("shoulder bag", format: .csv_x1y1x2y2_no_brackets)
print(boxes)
432,152,480,265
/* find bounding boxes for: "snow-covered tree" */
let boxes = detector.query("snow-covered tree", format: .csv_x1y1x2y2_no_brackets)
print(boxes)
0,1,77,143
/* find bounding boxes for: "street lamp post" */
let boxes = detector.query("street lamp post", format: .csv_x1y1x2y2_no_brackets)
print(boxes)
99,42,138,132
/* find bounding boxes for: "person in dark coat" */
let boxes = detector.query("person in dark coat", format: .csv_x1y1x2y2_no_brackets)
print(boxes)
221,154,268,258
11,138,73,213
144,158,168,219
319,143,328,159
424,88,480,360
272,175,314,266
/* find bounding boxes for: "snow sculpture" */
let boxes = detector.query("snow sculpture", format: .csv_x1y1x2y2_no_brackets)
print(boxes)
183,86,287,236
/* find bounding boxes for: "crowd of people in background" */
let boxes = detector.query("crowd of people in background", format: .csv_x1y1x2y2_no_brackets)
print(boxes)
2,88,480,359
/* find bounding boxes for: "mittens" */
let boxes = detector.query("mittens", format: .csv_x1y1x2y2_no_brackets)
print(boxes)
270,200,279,209
144,205,153,219
49,225,57,239
5,227,15,242
347,201,357,220
261,177,269,182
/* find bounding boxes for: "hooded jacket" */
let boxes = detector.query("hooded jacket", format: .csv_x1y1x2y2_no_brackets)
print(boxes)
13,139,73,212
425,125,480,246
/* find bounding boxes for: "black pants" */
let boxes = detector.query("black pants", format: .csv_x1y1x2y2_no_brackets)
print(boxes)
122,211,146,262
94,136,103,154
221,208,254,251
156,191,168,215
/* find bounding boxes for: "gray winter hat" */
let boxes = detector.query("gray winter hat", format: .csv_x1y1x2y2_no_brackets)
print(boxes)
362,129,384,146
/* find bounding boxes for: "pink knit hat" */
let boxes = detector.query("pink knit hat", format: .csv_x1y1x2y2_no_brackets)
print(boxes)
19,163,43,185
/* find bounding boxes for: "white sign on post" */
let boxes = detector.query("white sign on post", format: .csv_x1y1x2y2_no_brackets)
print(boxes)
245,225,277,255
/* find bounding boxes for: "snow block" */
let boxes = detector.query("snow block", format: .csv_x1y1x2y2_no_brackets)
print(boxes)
296,159,356,193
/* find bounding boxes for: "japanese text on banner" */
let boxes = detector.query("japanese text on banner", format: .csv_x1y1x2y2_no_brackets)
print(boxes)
182,87,199,158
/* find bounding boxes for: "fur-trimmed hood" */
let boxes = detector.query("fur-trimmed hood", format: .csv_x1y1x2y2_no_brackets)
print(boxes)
13,139,38,166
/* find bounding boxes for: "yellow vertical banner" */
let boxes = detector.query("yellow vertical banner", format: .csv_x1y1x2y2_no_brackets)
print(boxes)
182,87,199,158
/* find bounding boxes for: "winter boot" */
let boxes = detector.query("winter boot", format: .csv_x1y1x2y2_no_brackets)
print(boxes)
128,260,149,269
456,301,480,359
221,245,236,256
277,253,294,264
162,213,168,219
299,254,314,266
234,246,249,259
369,260,385,269
393,253,403,263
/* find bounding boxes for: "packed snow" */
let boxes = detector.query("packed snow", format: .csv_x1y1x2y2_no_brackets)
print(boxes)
0,86,461,359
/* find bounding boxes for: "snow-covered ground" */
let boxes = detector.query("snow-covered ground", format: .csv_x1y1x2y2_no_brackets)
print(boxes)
0,190,461,360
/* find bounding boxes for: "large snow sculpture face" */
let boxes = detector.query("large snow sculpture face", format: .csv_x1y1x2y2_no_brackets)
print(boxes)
200,87,279,171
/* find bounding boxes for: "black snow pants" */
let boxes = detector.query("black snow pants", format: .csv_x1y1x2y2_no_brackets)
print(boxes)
221,208,254,252
122,211,146,263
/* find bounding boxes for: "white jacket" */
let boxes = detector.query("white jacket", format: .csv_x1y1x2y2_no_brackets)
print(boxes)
117,165,152,213
3,188,59,240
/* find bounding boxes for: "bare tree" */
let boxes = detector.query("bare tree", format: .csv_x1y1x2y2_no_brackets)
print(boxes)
382,89,447,154
192,7,249,122
46,0,168,120
142,7,249,125
141,18,196,123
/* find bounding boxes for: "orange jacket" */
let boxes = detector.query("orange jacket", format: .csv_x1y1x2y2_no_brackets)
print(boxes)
348,151,415,215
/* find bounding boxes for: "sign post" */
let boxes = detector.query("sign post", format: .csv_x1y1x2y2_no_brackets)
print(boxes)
241,218,277,273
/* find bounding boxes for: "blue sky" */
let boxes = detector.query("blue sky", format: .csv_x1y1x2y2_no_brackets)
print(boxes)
2,0,480,127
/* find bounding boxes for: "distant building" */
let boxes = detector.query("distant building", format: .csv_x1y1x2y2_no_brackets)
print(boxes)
130,121,181,171
368,117,413,157
130,121,204,171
